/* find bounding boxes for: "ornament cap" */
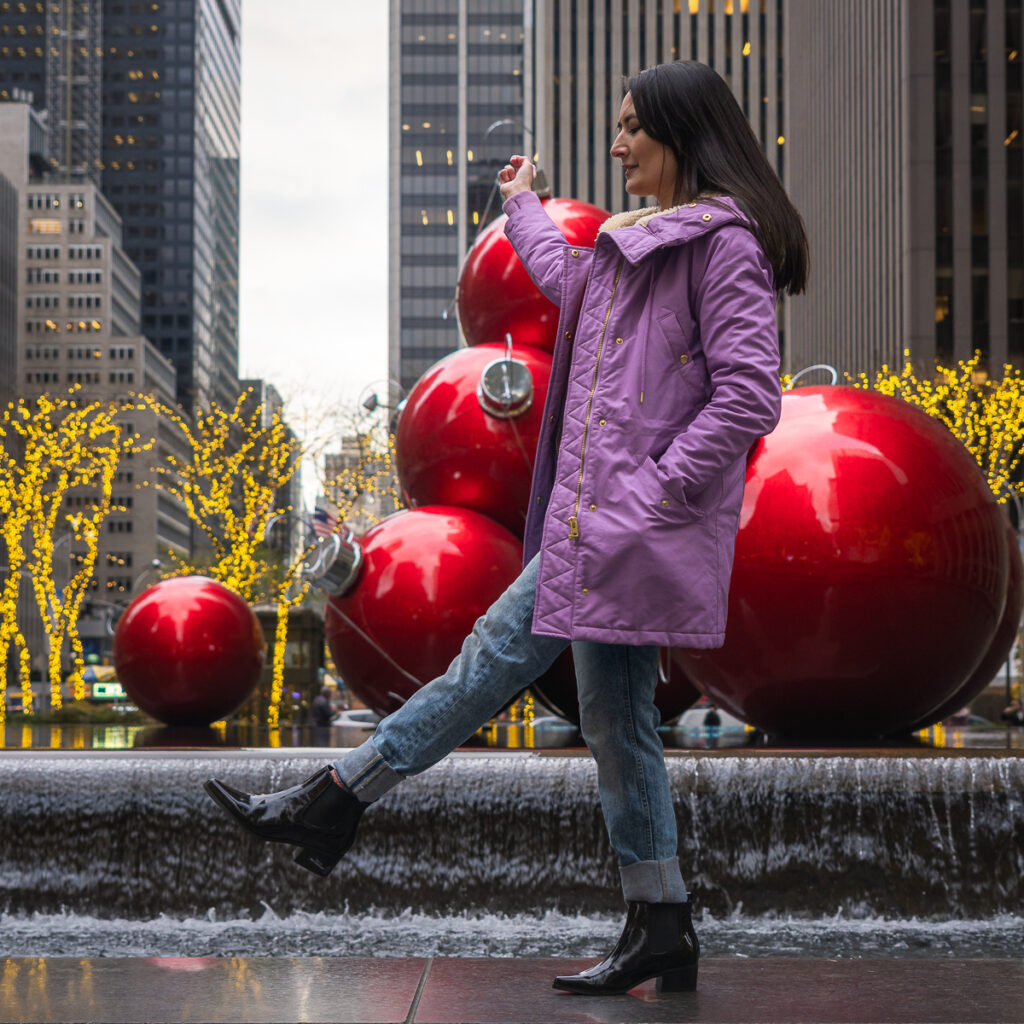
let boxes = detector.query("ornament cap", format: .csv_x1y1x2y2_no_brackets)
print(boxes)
306,530,363,597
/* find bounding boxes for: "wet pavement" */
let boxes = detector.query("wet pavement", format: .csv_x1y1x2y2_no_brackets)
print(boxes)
1,956,1022,1023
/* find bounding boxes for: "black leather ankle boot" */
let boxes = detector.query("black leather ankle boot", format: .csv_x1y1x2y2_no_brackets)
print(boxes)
553,900,699,995
204,766,365,877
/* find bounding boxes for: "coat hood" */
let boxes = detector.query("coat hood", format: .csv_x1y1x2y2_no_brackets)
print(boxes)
598,195,753,266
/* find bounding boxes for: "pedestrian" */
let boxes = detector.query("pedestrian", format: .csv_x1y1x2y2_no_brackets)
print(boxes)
205,59,808,995
310,686,334,727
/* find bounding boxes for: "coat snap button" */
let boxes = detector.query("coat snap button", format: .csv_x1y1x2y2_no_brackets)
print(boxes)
570,248,580,257
598,418,606,426
589,503,597,511
680,354,688,364
615,337,624,345
537,496,542,504
581,587,589,595
701,213,712,222
549,414,555,422
661,498,669,507
565,330,573,339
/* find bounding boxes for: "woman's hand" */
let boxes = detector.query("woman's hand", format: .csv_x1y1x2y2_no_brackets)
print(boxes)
498,154,536,200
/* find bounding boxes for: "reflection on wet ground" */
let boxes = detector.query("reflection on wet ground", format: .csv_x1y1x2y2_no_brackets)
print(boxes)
1,718,1022,751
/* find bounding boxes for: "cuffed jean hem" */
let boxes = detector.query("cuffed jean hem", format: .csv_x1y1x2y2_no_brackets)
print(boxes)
334,738,403,804
619,857,688,903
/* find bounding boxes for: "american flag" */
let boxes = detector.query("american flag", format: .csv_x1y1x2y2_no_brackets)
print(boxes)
312,495,339,539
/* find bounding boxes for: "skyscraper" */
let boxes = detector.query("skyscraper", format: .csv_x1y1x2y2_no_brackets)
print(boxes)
784,0,1022,378
0,0,103,182
389,0,527,394
390,1,787,389
100,0,241,409
531,0,785,214
1,0,242,409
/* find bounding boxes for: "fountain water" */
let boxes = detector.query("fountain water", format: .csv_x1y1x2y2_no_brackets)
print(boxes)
1,750,1022,928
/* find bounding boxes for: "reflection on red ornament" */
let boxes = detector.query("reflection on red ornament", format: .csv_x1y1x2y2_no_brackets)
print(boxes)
677,387,1009,738
324,507,525,717
456,196,609,351
113,577,265,727
396,342,552,536
907,514,1024,729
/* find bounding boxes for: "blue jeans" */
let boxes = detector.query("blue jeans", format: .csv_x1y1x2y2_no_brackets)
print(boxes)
334,555,687,903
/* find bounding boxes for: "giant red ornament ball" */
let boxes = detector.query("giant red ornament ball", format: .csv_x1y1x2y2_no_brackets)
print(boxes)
325,506,574,718
531,646,701,726
456,196,609,351
906,514,1024,729
676,386,1010,738
113,576,265,726
395,342,552,536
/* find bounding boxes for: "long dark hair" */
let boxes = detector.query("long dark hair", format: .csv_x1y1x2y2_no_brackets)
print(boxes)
627,61,809,296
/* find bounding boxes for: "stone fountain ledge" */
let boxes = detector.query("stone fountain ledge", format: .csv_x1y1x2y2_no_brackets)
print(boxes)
1,749,1023,920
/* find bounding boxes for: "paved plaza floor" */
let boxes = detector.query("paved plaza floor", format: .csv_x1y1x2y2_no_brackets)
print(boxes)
1,956,1022,1024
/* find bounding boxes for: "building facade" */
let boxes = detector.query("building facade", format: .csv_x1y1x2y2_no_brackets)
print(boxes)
389,0,527,394
1,0,243,409
390,0,787,390
17,176,191,604
0,169,16,410
784,0,1022,379
239,378,303,568
0,0,103,182
1,107,189,645
532,0,785,214
100,0,241,410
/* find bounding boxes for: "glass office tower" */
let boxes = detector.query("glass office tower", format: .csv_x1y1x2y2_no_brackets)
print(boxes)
0,0,103,181
390,0,526,395
101,0,240,409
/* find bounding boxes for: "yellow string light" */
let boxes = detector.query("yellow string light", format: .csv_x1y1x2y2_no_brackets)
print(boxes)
850,351,1024,506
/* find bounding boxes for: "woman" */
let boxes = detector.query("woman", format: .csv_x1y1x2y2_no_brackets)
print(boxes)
205,60,808,995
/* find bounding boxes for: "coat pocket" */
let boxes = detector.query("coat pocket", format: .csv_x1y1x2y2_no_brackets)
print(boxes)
635,455,705,526
655,310,709,401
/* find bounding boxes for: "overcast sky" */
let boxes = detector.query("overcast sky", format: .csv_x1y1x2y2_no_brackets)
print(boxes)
238,1,389,440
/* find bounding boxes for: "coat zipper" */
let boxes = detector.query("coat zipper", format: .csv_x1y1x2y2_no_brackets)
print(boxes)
569,256,624,540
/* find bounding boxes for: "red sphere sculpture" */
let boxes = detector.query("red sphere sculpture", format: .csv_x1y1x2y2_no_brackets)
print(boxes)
676,386,1009,738
325,506,524,717
395,342,552,536
113,577,265,726
456,196,609,351
907,514,1024,729
532,647,701,726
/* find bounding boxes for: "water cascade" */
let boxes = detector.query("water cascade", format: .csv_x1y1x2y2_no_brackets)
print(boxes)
2,751,1022,921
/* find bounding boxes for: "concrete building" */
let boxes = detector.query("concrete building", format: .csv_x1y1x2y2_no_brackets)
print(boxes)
1,104,190,670
0,169,16,411
17,173,192,611
784,0,1022,378
324,435,400,534
239,378,303,569
531,0,785,214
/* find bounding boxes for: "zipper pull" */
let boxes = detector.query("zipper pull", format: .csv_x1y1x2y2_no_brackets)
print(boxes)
568,515,579,539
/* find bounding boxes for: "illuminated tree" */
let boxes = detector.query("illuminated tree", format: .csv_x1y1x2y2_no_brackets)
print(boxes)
0,389,142,719
319,415,401,531
141,391,308,724
852,352,1024,505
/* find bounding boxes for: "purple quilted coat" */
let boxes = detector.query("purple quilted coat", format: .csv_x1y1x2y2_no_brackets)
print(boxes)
502,189,782,648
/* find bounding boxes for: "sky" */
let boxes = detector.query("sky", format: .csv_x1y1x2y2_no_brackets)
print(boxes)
237,1,389,447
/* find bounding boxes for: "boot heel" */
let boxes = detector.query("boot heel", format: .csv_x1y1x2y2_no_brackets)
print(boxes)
656,964,698,993
294,846,339,877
